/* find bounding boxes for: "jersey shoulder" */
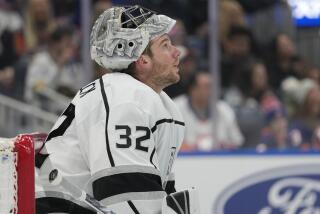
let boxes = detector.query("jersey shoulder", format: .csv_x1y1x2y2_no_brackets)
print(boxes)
72,73,183,123
102,73,162,110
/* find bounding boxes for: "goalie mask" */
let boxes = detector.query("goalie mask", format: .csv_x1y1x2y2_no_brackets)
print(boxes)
90,5,176,71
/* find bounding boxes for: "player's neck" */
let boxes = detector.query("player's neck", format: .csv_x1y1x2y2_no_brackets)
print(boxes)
143,79,163,94
134,73,163,94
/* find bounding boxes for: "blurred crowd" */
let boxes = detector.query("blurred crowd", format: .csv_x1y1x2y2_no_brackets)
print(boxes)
1,0,320,152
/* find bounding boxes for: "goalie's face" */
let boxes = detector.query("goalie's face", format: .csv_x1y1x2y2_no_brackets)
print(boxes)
142,34,181,91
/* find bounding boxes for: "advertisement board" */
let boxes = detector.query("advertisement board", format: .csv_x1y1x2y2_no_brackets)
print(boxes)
175,152,320,214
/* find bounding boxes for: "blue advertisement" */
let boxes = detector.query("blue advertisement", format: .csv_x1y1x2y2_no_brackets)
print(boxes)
288,0,320,27
214,164,320,214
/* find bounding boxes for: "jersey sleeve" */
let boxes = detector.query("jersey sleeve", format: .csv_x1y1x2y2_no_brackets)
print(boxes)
78,102,166,212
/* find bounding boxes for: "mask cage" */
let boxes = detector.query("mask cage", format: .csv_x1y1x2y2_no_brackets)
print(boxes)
121,5,156,29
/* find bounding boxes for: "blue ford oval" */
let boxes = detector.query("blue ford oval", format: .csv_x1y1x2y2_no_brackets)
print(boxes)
213,164,320,214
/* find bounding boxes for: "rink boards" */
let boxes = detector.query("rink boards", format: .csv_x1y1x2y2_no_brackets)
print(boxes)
175,151,320,214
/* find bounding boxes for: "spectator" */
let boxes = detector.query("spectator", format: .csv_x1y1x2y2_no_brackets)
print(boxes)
219,0,246,44
174,71,244,151
25,26,76,113
239,59,281,112
264,33,299,92
281,77,320,149
224,60,277,148
220,25,257,89
258,103,292,150
24,0,56,53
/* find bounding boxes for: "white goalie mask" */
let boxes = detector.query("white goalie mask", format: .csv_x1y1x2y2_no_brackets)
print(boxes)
90,5,176,71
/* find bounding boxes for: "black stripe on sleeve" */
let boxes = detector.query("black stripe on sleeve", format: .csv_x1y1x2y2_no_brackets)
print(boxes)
127,201,141,214
46,103,75,142
99,77,115,167
36,197,95,214
151,119,185,133
93,172,164,201
174,120,185,126
35,153,49,168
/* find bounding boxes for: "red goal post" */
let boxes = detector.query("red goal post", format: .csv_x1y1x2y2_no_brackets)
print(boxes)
0,133,46,214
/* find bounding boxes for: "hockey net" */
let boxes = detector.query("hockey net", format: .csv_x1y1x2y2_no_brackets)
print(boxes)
0,133,46,214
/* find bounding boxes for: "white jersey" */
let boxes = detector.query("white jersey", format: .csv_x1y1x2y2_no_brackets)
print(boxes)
36,73,185,213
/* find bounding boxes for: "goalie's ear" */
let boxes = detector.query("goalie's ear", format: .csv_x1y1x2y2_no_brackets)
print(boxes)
162,188,201,214
136,54,151,66
135,54,152,76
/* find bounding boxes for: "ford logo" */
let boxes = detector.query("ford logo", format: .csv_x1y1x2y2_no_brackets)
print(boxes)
214,164,320,214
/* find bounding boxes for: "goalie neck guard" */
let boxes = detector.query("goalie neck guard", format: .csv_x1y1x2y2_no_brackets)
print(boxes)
90,5,176,71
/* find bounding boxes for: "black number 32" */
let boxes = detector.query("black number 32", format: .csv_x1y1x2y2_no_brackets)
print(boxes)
115,125,151,152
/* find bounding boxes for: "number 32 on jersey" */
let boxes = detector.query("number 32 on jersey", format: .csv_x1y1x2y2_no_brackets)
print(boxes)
115,125,151,152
